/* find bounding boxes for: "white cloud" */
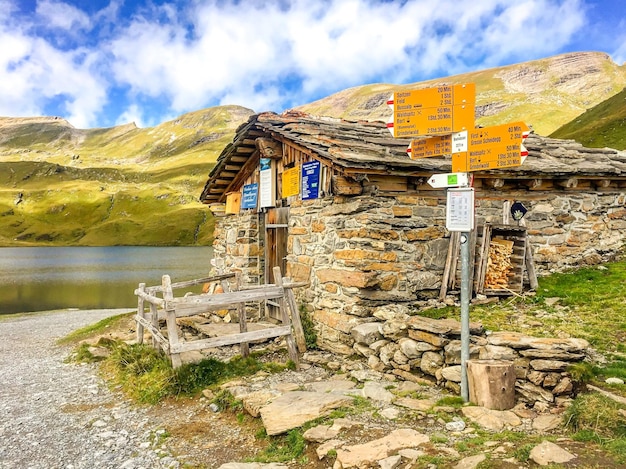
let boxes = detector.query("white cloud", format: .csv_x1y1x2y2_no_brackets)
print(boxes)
0,0,607,127
36,0,91,32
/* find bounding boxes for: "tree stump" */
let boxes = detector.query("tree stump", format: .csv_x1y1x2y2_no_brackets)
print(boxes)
467,359,516,410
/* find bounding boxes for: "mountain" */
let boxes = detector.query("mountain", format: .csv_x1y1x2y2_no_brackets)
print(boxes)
295,51,626,137
1,51,625,247
549,86,626,150
0,106,254,246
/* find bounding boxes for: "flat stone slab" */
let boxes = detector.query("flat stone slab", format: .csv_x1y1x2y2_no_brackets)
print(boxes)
461,406,522,431
259,391,353,435
530,440,576,465
335,428,429,468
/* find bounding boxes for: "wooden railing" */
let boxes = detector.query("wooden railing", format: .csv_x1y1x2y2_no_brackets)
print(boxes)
134,267,307,368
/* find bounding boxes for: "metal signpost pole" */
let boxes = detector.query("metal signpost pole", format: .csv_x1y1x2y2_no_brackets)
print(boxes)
460,230,470,402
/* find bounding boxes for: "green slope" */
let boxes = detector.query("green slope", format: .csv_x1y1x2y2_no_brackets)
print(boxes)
549,87,626,150
0,106,254,246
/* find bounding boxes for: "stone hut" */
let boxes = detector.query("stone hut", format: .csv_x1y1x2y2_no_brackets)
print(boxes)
199,111,626,354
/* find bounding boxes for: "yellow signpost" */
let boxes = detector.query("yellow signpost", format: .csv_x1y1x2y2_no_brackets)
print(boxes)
408,135,452,159
387,83,475,137
451,122,530,172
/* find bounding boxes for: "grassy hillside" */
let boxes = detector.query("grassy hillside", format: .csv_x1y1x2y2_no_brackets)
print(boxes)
0,106,254,246
296,52,626,137
549,87,626,150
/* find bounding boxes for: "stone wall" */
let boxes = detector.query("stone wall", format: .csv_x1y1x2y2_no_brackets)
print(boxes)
210,189,625,353
350,306,589,408
284,191,625,353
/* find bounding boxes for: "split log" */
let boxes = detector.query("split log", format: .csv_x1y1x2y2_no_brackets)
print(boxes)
467,359,516,410
484,239,514,290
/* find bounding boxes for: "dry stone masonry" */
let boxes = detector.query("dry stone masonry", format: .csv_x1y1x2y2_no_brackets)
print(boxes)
350,306,589,408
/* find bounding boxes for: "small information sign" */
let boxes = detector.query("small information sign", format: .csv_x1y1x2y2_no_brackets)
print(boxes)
446,188,475,232
282,165,301,198
241,183,258,210
301,160,321,200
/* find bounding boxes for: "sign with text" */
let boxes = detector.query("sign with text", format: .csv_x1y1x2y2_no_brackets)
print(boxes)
428,172,470,188
282,165,301,198
259,158,275,208
301,160,321,200
241,183,258,210
446,187,475,232
387,83,475,137
451,122,530,172
225,191,241,215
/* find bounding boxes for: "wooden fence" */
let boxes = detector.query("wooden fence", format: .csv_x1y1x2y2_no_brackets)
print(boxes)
134,267,307,368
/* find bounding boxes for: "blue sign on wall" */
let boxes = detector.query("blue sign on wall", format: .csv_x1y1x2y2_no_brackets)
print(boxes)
301,160,321,200
241,183,258,210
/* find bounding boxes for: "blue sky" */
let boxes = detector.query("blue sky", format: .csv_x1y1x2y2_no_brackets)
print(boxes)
1,0,625,129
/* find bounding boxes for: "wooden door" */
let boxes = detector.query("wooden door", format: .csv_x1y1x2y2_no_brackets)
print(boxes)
265,207,289,320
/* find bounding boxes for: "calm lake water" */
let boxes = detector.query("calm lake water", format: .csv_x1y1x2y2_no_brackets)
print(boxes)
0,246,214,315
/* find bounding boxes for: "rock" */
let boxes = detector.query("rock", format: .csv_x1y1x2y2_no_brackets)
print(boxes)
441,365,462,383
445,418,466,432
479,345,518,360
335,428,429,468
461,406,522,431
529,440,576,466
393,397,436,411
453,453,486,469
360,381,394,403
606,377,625,385
259,391,353,435
519,349,585,360
420,351,444,376
316,439,343,460
379,454,402,469
532,414,562,432
529,359,570,372
399,338,437,358
242,390,280,417
516,381,555,404
351,323,382,345
305,379,356,394
217,463,288,469
407,329,449,347
487,332,589,352
303,424,340,443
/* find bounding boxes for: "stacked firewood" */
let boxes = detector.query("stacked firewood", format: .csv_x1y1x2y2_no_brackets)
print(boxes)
484,238,515,289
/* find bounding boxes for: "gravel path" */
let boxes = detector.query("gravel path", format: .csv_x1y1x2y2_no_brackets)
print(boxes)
0,309,181,469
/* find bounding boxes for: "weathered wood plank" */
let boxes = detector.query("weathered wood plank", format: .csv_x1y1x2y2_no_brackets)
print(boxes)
163,275,183,368
170,326,292,354
136,283,146,344
166,286,285,315
134,314,170,352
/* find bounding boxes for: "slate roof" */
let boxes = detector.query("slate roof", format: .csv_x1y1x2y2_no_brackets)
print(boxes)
200,111,626,204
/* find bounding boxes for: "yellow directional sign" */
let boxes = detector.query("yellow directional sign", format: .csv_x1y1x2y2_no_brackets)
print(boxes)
387,83,475,138
408,135,451,158
451,122,530,172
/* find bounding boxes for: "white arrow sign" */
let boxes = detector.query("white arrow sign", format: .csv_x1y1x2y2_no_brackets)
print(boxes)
428,172,470,188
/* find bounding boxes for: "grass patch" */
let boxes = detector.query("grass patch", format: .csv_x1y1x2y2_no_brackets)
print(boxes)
83,339,295,405
250,428,308,464
565,392,626,462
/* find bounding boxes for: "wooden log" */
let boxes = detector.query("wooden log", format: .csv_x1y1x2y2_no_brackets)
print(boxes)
134,314,170,352
467,359,516,410
235,274,249,357
136,283,145,344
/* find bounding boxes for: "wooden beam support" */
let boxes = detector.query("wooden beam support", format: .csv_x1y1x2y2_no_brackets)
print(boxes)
556,178,578,189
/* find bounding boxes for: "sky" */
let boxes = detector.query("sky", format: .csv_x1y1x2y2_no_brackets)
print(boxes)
1,0,625,129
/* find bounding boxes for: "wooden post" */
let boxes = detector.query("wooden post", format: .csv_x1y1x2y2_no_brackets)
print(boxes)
149,302,159,349
136,283,146,344
162,275,183,369
273,267,300,368
236,273,250,357
283,276,307,353
467,359,516,410
525,241,539,291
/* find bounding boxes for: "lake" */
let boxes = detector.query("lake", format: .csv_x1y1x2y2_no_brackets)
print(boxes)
0,246,214,315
